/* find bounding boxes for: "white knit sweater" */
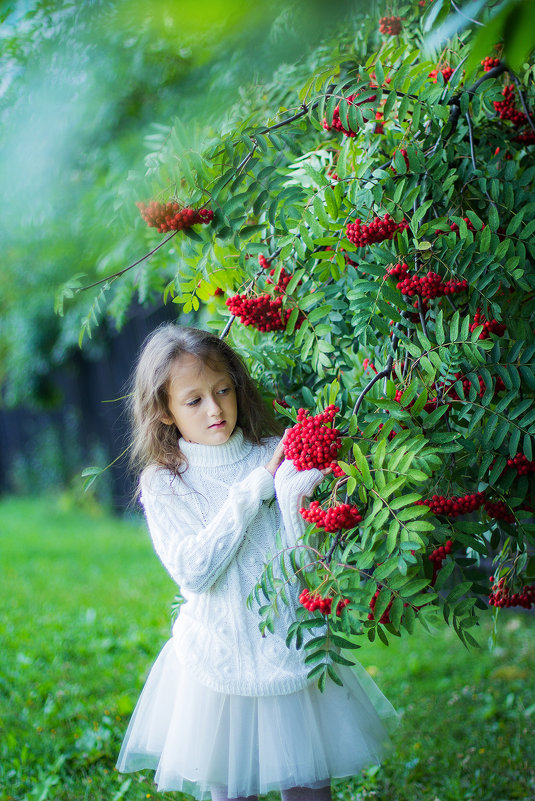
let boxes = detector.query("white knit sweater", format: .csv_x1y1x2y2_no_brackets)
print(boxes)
140,428,324,696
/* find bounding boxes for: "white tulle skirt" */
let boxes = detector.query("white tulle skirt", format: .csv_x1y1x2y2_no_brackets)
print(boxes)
116,639,397,799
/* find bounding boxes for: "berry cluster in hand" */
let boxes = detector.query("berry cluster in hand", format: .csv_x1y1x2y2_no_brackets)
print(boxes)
416,492,485,517
482,57,500,72
283,405,342,471
323,91,377,138
225,294,303,332
346,214,409,247
388,265,468,299
469,309,506,339
379,15,402,35
299,588,350,616
488,577,535,609
484,499,515,523
300,501,362,532
507,453,535,476
137,202,213,233
428,66,454,83
493,85,528,128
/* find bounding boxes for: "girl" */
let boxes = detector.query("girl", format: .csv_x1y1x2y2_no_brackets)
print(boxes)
116,323,396,801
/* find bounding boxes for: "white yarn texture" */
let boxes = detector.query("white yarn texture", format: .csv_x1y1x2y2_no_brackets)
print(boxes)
140,427,324,696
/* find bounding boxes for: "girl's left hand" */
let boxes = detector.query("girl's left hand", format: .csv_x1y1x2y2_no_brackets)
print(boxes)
264,430,289,476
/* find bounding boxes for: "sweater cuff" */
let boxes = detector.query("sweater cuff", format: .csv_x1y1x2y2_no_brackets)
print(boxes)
274,459,325,498
247,465,275,501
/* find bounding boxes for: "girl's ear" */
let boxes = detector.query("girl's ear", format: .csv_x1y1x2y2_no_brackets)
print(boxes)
160,414,175,426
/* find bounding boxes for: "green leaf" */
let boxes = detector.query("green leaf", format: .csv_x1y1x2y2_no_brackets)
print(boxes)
353,442,373,489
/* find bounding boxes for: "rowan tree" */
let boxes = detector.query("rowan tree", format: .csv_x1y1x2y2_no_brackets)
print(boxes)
58,0,535,687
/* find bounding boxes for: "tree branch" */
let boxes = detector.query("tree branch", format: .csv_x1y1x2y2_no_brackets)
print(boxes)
510,72,535,134
79,231,178,292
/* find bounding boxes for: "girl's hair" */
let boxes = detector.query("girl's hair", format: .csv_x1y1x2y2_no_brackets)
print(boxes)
128,323,283,476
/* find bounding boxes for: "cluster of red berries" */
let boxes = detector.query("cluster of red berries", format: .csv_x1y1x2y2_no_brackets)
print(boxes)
429,539,453,585
136,202,213,233
488,577,535,609
445,372,506,401
369,72,392,89
387,265,468,299
482,57,500,72
436,217,485,237
299,588,350,616
258,254,299,294
390,387,447,415
300,501,363,532
428,66,454,83
391,149,410,172
429,540,453,567
225,294,303,332
379,15,402,35
323,90,377,138
346,214,409,247
507,453,535,476
283,405,342,471
469,310,506,339
512,130,535,145
266,266,292,293
416,492,486,517
493,85,528,128
363,358,378,374
484,499,515,523
367,589,408,623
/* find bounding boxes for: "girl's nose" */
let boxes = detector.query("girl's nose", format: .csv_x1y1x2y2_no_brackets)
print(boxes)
207,395,222,415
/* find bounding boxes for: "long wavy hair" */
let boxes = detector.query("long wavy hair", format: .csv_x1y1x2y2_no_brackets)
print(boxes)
128,323,282,478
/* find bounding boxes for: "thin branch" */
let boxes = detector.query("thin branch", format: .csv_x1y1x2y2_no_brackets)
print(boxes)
445,62,507,136
258,100,320,134
510,72,535,134
352,361,392,419
451,0,484,26
79,231,178,292
417,294,429,339
465,111,477,171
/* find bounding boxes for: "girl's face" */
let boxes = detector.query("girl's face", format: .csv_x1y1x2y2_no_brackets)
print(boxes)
162,353,238,445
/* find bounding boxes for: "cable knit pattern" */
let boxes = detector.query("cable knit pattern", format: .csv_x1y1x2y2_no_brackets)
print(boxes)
140,428,320,696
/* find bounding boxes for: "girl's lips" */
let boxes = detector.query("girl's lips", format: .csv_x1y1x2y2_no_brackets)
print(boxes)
209,420,225,428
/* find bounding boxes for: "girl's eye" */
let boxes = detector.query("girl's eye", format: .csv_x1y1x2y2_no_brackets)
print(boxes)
217,387,231,395
186,398,200,407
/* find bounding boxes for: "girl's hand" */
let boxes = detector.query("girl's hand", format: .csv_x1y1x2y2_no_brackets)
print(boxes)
264,430,289,476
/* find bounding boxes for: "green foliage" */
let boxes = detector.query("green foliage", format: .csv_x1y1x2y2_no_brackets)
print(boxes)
56,1,535,674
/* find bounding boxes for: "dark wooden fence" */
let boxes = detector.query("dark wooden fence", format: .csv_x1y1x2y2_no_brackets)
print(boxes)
0,304,181,510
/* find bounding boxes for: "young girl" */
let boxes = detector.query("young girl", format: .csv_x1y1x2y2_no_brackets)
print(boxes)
116,323,396,801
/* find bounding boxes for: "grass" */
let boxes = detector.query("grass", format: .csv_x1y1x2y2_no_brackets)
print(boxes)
0,495,534,801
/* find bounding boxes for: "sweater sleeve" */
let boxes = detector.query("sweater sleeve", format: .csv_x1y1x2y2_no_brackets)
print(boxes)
140,465,275,593
274,458,325,547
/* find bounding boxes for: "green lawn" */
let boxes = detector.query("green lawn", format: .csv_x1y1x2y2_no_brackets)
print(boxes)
1,495,534,801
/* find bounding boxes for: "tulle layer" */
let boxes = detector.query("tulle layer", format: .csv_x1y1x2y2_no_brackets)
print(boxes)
117,639,397,799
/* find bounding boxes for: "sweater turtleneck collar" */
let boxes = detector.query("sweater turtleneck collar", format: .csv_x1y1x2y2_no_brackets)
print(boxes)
178,427,252,467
